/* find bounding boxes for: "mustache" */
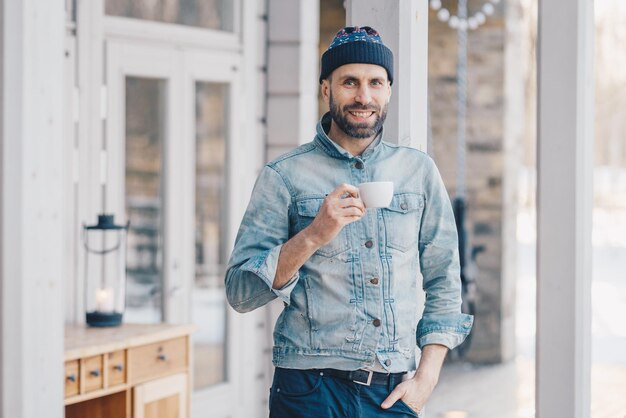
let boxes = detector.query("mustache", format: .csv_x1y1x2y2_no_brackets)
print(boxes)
343,104,380,112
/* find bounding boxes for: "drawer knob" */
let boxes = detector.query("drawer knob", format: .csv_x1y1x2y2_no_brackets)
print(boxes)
90,369,100,377
157,354,168,362
113,364,124,372
66,373,76,382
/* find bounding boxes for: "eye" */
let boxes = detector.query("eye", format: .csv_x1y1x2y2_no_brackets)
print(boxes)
344,79,357,86
371,79,383,86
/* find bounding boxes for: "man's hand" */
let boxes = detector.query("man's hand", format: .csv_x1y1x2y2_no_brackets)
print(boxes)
305,183,365,247
272,183,364,289
380,372,436,414
381,344,448,414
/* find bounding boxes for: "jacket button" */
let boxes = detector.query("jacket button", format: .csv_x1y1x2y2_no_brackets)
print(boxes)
384,359,391,366
372,319,381,327
365,240,373,248
370,278,379,285
400,202,408,210
355,161,364,169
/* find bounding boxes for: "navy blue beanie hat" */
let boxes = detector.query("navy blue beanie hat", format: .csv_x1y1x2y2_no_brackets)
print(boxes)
319,26,394,84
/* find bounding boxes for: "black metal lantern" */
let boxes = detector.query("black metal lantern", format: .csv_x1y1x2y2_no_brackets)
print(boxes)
83,214,129,327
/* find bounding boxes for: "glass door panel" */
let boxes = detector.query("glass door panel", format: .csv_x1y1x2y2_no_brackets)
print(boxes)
124,76,166,324
192,82,229,389
105,0,235,31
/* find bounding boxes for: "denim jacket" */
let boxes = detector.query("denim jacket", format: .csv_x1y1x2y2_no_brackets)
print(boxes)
226,113,473,373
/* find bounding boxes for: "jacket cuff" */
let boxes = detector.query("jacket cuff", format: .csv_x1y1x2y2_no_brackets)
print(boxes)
238,244,299,305
416,313,474,350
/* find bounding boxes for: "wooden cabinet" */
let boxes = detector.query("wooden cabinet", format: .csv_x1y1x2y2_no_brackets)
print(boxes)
107,350,127,387
64,360,80,398
134,373,187,418
64,324,194,418
128,337,187,384
82,355,104,393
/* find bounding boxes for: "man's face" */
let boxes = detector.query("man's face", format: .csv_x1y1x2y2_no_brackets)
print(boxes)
322,63,392,139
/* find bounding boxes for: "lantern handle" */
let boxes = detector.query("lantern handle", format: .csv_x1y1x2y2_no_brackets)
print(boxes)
81,222,128,255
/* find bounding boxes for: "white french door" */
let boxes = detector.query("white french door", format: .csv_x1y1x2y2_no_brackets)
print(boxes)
105,40,254,418
106,41,179,324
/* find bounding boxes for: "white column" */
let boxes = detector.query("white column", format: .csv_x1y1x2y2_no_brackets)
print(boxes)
345,0,428,151
1,1,65,417
240,2,273,416
266,0,320,161
536,0,593,417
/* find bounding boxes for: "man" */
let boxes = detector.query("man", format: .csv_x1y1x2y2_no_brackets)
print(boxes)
226,26,473,417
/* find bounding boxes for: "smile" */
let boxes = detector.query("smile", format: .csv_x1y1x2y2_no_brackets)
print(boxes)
348,111,374,118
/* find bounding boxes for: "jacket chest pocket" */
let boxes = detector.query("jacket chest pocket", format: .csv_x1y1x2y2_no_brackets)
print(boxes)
382,193,424,252
295,197,350,258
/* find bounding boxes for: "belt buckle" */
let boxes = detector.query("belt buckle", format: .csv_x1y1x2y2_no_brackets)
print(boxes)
353,370,373,386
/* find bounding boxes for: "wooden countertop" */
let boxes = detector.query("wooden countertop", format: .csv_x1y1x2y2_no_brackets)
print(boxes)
65,323,196,361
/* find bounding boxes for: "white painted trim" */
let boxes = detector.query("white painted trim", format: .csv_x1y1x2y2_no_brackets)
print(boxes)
103,16,241,53
1,1,65,416
75,0,106,324
64,28,79,324
536,0,594,416
346,0,428,151
0,0,5,410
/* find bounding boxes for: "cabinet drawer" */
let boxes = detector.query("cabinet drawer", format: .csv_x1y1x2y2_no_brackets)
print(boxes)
64,360,79,398
82,355,104,393
107,350,126,387
129,337,187,383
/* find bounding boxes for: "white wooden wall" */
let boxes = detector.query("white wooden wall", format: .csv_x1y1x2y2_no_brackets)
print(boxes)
266,0,320,160
1,1,65,417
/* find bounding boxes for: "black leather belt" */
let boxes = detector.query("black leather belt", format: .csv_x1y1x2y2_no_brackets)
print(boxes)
319,368,406,386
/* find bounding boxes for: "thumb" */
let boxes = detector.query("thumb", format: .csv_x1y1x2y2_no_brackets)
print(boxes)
381,385,405,409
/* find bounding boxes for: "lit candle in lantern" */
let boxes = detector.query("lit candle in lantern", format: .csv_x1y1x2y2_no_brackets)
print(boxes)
95,288,115,312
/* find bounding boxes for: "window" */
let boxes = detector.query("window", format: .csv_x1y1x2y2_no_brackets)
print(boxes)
105,0,235,31
124,77,167,324
192,82,229,389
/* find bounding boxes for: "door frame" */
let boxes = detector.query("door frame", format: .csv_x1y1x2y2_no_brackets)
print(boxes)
104,37,254,417
179,46,248,418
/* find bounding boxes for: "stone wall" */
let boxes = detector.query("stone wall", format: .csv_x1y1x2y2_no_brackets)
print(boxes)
428,0,519,363
319,0,521,363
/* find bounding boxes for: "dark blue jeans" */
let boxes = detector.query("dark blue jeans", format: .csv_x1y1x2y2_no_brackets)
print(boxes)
269,368,421,418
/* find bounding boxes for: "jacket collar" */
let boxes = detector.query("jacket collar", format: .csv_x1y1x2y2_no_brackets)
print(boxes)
314,112,384,161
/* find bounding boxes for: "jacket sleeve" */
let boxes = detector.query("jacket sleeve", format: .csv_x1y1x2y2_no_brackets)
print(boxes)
225,165,299,313
416,157,474,349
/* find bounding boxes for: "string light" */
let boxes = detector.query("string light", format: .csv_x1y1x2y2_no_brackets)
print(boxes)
437,8,451,22
449,15,460,29
431,0,499,31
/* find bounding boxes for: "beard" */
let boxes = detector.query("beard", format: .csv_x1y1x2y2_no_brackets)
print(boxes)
329,90,388,139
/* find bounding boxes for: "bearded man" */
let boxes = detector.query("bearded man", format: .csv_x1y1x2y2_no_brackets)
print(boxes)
225,26,473,418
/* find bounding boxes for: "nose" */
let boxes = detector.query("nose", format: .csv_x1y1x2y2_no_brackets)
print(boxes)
355,85,372,105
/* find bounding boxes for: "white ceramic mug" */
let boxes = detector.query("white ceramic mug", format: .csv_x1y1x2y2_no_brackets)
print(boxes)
358,181,394,208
